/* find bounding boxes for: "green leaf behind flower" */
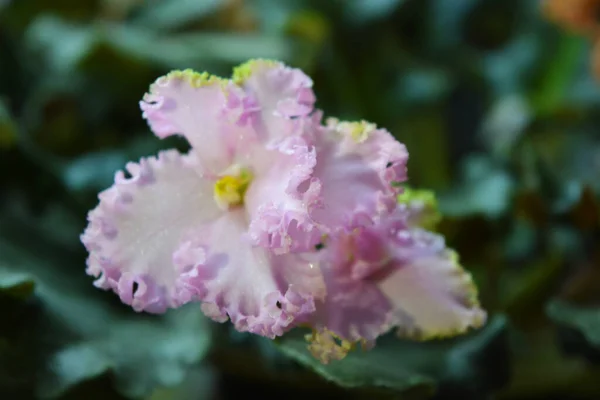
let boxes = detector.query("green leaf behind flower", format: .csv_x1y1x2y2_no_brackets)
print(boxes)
276,315,508,399
0,207,212,399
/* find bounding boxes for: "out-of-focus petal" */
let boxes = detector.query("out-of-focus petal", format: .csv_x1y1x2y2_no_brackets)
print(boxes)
313,211,485,345
381,249,486,340
173,209,322,338
245,135,323,254
81,150,220,313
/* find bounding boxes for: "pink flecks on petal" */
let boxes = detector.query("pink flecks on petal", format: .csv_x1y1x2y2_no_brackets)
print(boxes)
245,135,324,254
81,150,221,313
173,210,320,338
140,71,254,174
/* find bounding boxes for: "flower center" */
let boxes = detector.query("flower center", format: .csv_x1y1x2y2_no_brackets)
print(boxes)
213,168,253,210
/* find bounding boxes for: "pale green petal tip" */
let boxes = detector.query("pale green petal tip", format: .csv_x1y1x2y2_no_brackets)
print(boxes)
328,118,377,143
397,187,442,230
399,250,486,342
232,59,282,84
164,69,228,88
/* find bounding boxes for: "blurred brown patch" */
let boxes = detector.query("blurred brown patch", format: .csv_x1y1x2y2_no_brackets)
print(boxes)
591,37,600,80
569,186,600,232
560,249,600,305
214,0,258,32
543,0,600,80
543,0,600,36
438,215,496,264
514,190,550,228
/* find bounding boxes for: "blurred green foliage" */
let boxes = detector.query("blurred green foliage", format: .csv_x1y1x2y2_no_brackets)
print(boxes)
2,0,600,399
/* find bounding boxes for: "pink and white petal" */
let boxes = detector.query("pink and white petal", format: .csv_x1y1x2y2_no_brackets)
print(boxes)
326,119,409,191
234,60,315,117
173,209,320,339
309,126,399,231
315,266,392,343
233,60,316,140
244,135,324,254
380,250,487,340
312,215,484,345
308,228,392,343
81,150,221,313
140,71,252,174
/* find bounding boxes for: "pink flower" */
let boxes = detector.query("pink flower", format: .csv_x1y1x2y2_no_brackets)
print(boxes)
307,206,487,363
81,60,407,338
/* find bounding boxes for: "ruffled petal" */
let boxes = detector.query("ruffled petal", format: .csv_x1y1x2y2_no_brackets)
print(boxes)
173,209,323,338
308,119,408,232
380,249,487,340
313,211,485,345
233,59,316,128
244,135,324,254
81,150,221,313
326,118,409,191
140,70,254,174
317,264,392,343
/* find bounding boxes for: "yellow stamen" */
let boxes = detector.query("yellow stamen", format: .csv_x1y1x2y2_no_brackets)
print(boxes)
305,328,355,364
213,169,252,210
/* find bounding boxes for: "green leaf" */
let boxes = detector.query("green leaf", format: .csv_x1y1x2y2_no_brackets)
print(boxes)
0,209,212,399
132,0,221,31
276,315,508,399
338,0,405,25
547,299,600,363
439,154,515,218
103,28,295,68
0,267,35,299
0,99,17,150
146,367,216,400
26,16,296,73
529,33,586,116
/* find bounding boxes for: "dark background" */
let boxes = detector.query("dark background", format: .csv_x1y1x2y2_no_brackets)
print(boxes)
2,0,600,399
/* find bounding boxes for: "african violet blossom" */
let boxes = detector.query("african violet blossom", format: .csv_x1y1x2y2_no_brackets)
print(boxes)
81,60,486,357
81,60,406,337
